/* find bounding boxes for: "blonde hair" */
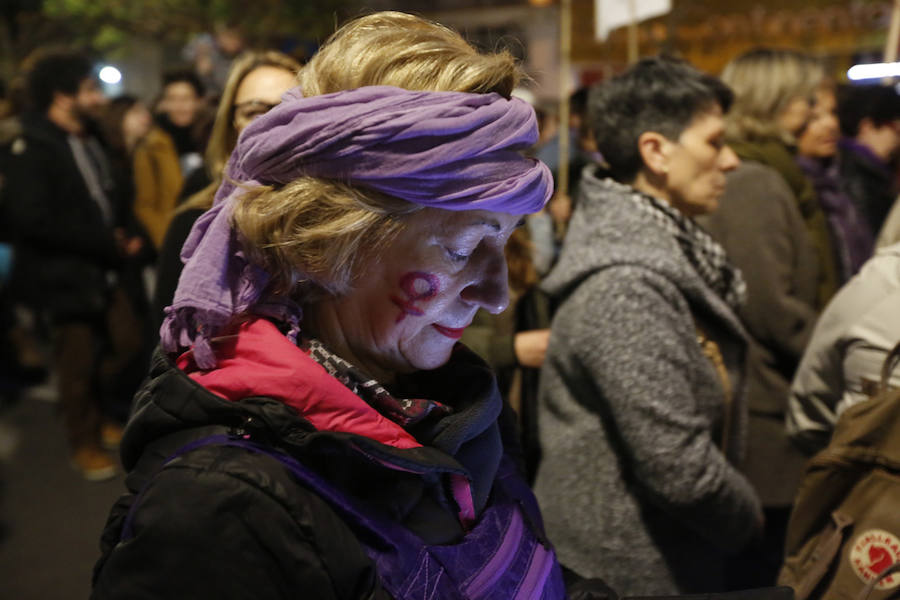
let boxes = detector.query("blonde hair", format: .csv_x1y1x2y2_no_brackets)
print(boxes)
505,228,539,297
179,50,301,214
721,48,824,144
232,11,522,298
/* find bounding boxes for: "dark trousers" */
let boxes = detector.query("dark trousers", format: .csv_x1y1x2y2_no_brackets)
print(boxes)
54,287,144,450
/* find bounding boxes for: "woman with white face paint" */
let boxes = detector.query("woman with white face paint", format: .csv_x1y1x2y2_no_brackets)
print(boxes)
93,12,572,600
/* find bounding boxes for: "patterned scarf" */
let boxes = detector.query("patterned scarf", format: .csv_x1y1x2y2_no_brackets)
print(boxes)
301,337,451,427
611,179,747,310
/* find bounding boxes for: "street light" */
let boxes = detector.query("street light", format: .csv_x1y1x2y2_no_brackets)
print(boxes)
98,65,122,85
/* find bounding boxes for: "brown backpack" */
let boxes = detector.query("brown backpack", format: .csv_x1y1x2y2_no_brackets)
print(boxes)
778,344,900,600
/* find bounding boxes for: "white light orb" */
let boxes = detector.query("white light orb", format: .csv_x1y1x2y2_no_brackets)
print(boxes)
99,66,122,85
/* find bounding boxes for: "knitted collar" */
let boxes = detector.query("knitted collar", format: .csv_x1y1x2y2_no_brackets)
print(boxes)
301,336,451,428
607,178,747,311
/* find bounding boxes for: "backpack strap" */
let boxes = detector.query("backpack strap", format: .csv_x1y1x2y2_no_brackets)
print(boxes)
856,562,900,600
879,341,900,395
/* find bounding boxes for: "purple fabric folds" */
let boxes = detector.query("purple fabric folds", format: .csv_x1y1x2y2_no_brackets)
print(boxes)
161,85,552,368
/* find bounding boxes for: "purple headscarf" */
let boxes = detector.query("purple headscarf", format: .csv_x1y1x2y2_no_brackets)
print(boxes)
161,85,552,368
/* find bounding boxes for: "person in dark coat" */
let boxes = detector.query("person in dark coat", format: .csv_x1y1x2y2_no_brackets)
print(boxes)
92,12,592,600
836,83,900,238
4,50,145,480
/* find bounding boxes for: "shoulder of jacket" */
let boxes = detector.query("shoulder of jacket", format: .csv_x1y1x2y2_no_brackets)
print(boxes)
142,127,178,151
557,264,685,325
729,160,793,192
9,126,64,159
158,441,320,506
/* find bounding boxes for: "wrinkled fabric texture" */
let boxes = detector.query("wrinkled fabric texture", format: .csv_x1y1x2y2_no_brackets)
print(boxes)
160,86,552,369
535,169,762,596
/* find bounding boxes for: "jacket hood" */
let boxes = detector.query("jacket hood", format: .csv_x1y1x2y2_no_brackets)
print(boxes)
543,167,706,305
121,318,509,514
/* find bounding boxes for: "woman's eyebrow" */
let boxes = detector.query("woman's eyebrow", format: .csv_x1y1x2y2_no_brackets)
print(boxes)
460,219,501,232
465,218,526,231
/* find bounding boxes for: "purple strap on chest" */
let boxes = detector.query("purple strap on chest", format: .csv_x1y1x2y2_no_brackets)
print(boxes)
120,434,565,599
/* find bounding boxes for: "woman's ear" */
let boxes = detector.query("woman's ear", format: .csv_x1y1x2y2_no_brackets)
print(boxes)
637,131,670,176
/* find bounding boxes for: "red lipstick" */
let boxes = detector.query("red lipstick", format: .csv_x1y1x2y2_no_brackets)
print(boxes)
432,324,467,339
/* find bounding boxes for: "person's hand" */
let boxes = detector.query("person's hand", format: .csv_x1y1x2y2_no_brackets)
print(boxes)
123,236,144,257
514,329,551,368
114,228,144,257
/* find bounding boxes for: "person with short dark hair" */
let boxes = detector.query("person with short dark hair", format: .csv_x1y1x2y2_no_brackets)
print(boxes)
534,56,762,595
4,48,144,480
837,83,900,236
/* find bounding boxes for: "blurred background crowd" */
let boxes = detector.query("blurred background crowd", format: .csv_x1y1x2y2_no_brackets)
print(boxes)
2,0,900,598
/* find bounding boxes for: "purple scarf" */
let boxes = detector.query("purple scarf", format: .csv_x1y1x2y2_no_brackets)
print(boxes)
796,155,874,280
161,86,551,368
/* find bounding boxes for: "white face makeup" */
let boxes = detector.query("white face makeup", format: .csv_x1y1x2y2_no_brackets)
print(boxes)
307,208,521,382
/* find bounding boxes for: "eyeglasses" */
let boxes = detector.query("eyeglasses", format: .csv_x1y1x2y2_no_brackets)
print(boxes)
233,100,279,123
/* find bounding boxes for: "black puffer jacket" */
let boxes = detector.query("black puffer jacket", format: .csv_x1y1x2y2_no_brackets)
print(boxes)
91,339,525,599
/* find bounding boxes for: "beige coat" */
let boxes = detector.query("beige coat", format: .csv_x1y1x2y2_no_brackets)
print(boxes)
133,127,183,249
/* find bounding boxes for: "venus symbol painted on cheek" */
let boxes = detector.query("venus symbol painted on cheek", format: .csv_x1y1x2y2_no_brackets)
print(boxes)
390,271,440,323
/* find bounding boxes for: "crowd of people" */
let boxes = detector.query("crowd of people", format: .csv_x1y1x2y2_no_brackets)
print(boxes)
0,9,899,600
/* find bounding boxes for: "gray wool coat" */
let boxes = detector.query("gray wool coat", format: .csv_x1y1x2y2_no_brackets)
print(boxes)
534,170,763,596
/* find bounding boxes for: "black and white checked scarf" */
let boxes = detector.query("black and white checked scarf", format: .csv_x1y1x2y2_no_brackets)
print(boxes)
609,179,747,311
